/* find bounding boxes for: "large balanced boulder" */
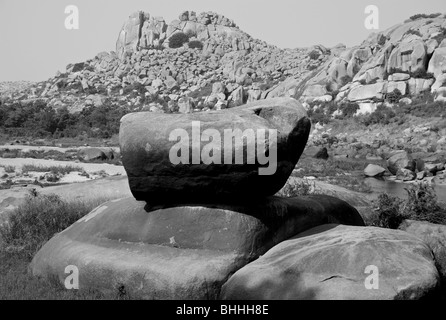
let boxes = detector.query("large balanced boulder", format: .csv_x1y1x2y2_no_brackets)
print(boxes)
30,195,364,300
221,224,440,300
119,98,311,204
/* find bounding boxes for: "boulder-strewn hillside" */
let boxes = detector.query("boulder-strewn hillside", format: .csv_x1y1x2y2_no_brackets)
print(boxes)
300,13,446,106
1,11,446,148
0,10,333,114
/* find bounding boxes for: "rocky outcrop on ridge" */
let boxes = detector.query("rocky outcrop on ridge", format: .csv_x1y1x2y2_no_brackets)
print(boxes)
301,13,446,106
2,12,446,119
116,11,258,59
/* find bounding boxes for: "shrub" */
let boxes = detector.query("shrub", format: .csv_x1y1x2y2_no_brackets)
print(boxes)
369,78,379,85
168,32,189,48
276,178,318,198
366,183,446,228
378,36,387,46
309,50,320,60
153,43,165,51
307,65,317,71
358,105,396,126
0,191,125,300
366,193,405,229
388,68,409,75
402,183,446,224
389,68,434,79
122,82,146,95
184,30,197,38
339,102,359,118
432,28,446,45
410,69,435,79
188,40,203,50
2,165,15,173
409,13,441,21
340,75,353,87
330,89,339,100
0,191,118,258
406,29,422,37
307,105,331,125
394,92,446,118
386,88,403,104
56,79,68,90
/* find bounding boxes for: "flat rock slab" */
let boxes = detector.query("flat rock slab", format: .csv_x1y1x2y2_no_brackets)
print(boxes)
119,98,311,204
30,195,364,300
221,224,440,300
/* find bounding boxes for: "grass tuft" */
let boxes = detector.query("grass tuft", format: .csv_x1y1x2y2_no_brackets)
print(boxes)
0,190,122,299
365,182,446,228
276,178,320,198
0,189,114,257
2,165,15,173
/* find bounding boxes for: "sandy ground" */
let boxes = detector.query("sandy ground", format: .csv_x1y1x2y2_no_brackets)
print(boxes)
0,144,120,153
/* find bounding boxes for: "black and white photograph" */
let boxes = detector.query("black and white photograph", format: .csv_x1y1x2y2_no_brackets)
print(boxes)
1,0,446,308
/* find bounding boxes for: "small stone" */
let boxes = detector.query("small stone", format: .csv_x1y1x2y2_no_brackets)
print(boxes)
396,168,416,181
314,147,329,160
364,164,386,177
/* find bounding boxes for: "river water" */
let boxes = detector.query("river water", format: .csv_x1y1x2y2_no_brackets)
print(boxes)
364,178,446,203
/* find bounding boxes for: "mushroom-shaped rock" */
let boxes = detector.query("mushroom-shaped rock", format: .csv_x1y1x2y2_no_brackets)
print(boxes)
119,98,311,205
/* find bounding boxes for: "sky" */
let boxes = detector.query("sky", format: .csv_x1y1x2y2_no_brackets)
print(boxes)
0,0,445,82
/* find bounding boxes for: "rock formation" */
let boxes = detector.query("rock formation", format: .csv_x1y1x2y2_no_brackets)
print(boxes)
301,14,446,104
116,11,248,59
30,98,367,299
221,224,440,300
30,195,364,299
1,10,332,116
120,98,311,203
19,10,446,300
3,12,446,117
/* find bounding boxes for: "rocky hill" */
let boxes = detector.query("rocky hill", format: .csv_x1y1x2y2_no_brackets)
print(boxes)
1,11,446,134
0,10,333,114
300,13,446,106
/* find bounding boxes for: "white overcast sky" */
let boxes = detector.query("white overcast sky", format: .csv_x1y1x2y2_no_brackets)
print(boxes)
0,0,445,82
